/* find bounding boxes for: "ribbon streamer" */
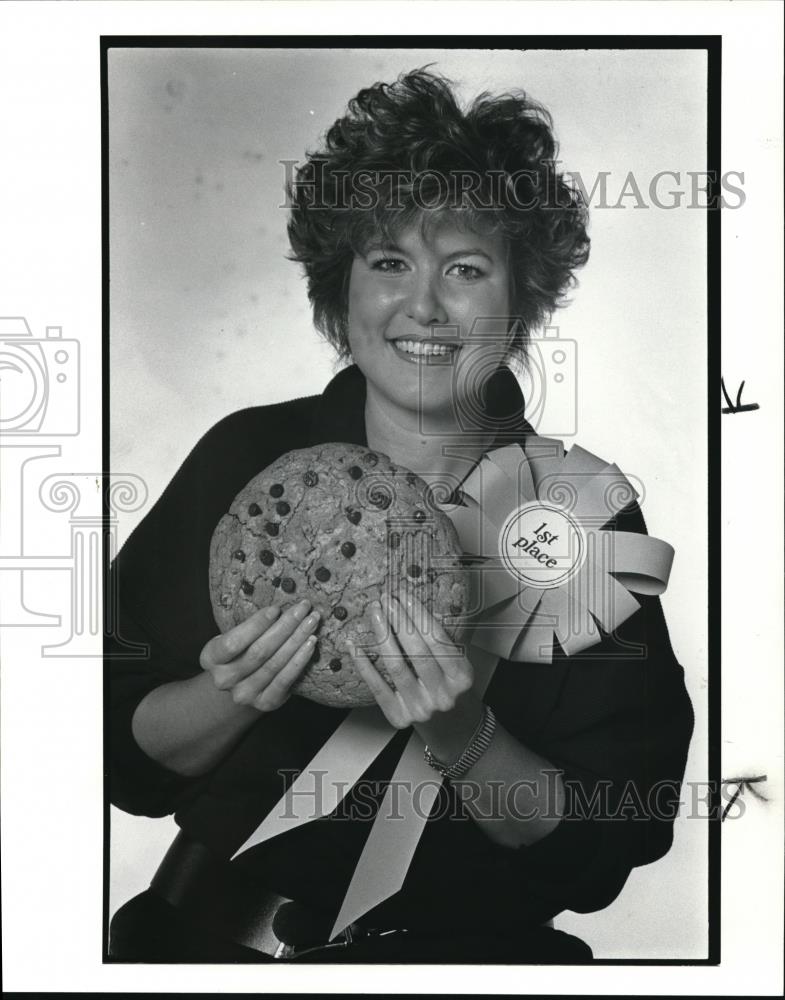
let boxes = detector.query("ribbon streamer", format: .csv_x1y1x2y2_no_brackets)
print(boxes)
231,707,394,857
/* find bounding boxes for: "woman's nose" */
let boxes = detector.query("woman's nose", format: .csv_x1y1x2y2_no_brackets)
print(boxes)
405,275,448,327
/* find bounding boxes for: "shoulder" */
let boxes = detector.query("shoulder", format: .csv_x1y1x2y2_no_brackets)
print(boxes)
194,393,319,455
173,393,320,492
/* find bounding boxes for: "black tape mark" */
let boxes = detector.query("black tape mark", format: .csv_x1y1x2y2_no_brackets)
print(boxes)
721,774,768,821
721,378,760,414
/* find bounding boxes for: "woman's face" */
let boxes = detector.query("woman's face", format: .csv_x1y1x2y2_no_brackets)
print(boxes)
346,213,513,422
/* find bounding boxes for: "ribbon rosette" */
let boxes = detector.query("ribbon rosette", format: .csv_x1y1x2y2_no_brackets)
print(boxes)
440,436,674,663
232,436,674,939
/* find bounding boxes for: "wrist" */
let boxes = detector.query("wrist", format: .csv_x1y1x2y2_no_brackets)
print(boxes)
414,691,484,763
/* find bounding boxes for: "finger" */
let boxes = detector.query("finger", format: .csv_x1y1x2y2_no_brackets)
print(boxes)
383,589,444,692
203,605,281,667
253,634,318,712
348,640,409,729
367,599,421,699
234,609,321,701
403,578,452,645
401,582,468,682
238,599,314,670
210,600,314,691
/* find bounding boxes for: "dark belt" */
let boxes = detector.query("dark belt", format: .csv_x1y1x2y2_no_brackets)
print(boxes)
149,830,405,959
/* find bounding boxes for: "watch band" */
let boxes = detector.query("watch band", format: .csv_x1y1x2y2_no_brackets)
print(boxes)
423,705,497,781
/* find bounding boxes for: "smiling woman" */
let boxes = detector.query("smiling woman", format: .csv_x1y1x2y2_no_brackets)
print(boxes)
107,66,693,964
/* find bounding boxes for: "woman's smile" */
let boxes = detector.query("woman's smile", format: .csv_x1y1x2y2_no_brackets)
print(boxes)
389,336,461,363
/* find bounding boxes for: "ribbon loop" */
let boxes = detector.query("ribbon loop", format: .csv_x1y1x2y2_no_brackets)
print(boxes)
605,530,675,596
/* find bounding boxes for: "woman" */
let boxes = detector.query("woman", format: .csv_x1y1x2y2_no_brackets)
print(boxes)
108,69,694,962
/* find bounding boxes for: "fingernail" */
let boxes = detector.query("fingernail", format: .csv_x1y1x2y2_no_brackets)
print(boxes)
293,600,311,620
369,602,384,626
304,611,320,627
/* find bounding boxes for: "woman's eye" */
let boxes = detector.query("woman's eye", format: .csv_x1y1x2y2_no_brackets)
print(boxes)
448,262,484,280
370,256,407,273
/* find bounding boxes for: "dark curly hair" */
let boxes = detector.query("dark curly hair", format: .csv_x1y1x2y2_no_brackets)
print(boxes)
287,68,590,366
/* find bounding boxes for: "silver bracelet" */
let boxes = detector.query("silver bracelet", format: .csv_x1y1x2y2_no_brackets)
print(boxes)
423,706,497,781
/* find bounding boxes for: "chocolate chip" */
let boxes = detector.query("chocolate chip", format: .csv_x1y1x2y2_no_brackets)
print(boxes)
406,473,417,486
367,650,379,664
248,503,261,517
329,658,342,672
264,521,279,536
315,566,331,583
341,541,356,558
269,483,284,498
281,577,296,594
259,549,275,566
407,564,422,578
241,580,254,596
370,490,391,510
232,549,246,562
303,470,318,487
363,452,378,466
426,568,438,583
413,508,426,522
348,465,363,480
333,605,348,621
450,604,463,616
272,576,281,588
275,501,290,516
345,507,362,525
388,531,401,549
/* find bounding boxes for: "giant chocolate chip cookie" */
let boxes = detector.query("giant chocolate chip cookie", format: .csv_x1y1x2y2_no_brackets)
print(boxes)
209,443,469,707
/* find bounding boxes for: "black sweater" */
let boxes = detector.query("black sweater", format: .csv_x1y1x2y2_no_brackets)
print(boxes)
107,364,694,934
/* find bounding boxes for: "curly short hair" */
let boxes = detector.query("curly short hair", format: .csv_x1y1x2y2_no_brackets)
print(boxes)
287,68,590,365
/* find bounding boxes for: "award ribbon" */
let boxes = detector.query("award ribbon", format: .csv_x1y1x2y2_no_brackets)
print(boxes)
232,436,674,939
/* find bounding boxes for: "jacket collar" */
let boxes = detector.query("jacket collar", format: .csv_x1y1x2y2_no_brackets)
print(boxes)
308,363,534,451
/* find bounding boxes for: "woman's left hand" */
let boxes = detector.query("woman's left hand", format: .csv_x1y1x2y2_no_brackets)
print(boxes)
347,582,482,734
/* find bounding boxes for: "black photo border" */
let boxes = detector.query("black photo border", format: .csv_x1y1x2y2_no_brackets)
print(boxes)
101,34,721,970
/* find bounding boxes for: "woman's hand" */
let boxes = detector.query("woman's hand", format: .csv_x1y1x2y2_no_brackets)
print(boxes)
347,583,565,847
347,583,482,737
200,599,321,712
131,599,320,779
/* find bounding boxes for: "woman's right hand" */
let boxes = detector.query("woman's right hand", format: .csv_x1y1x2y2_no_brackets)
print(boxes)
199,600,321,712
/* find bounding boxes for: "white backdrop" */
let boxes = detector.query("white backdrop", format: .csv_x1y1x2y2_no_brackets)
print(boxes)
109,45,708,959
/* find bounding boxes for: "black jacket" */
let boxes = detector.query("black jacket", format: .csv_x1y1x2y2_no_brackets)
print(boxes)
107,364,694,933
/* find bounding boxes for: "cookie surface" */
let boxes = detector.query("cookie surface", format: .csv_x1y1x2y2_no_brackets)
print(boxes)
209,443,469,707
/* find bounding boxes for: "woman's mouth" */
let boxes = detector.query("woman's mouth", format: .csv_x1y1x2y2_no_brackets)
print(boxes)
390,338,460,364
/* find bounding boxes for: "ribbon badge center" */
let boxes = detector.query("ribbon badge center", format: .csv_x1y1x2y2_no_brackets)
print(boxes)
498,501,586,590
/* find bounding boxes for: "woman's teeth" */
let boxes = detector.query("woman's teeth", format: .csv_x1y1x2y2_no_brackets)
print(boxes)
392,339,455,356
